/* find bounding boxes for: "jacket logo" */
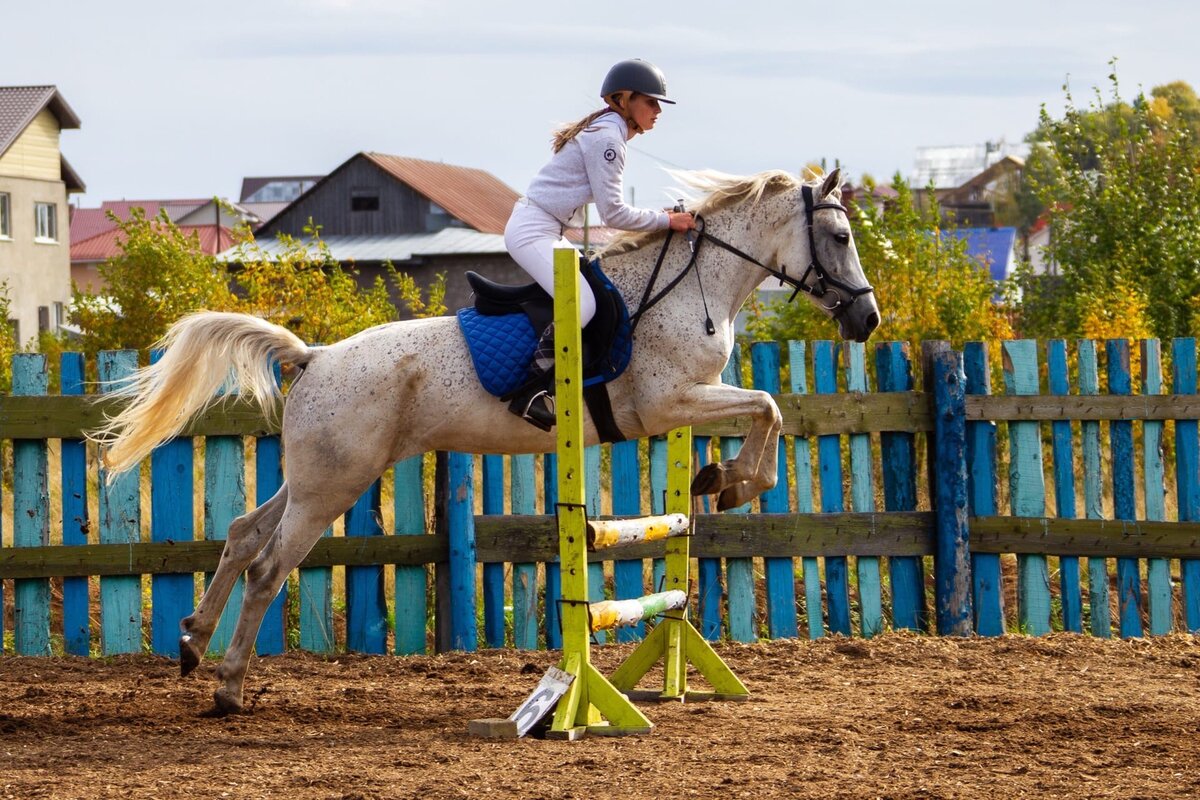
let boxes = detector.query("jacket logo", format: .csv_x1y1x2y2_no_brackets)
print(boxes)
603,148,617,162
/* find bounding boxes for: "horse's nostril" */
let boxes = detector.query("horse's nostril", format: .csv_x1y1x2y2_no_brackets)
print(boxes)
866,312,880,331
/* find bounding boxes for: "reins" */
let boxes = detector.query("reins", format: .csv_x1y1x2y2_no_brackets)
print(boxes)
627,185,875,336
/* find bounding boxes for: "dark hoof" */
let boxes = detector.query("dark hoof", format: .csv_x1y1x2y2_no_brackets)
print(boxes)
691,462,726,496
179,634,201,677
208,688,244,717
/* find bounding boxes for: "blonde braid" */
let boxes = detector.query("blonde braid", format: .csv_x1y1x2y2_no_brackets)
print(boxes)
551,108,613,153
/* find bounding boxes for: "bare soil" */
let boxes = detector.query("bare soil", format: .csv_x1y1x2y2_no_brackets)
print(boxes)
2,634,1199,800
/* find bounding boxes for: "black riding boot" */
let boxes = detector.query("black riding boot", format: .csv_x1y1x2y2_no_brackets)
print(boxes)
508,324,556,431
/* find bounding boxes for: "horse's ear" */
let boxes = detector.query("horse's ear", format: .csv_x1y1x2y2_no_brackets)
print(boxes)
819,167,842,201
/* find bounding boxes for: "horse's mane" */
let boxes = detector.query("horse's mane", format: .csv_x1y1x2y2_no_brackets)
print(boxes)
600,169,805,257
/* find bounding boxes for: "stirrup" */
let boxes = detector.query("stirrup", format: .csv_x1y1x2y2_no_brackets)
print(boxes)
509,389,556,431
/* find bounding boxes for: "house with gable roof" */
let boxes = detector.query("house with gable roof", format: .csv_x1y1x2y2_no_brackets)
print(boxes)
245,152,547,315
69,198,251,293
0,85,84,343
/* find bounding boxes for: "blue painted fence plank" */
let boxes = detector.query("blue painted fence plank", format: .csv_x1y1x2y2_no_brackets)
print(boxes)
446,452,477,651
815,341,851,635
1173,338,1200,631
509,454,538,650
612,439,647,642
543,453,561,649
877,342,925,632
586,444,607,644
1002,340,1050,636
98,351,143,655
692,435,723,640
649,436,668,595
932,349,972,635
721,345,757,642
60,352,91,656
298,526,334,652
149,348,195,658
1078,340,1110,637
789,341,823,639
752,341,798,639
482,454,506,648
345,479,388,653
1107,340,1143,638
13,354,50,656
846,342,882,638
1141,339,1171,635
964,342,1003,635
394,455,428,654
254,402,286,656
204,431,246,655
1047,340,1082,633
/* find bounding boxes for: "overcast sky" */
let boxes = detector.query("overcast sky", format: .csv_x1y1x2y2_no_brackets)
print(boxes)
10,1,1200,211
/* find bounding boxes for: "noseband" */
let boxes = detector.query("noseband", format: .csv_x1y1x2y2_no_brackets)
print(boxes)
629,183,875,335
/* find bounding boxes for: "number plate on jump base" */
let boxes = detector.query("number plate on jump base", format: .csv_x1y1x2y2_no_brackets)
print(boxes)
468,666,575,739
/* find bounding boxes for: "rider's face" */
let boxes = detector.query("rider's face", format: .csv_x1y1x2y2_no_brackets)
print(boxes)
628,94,661,134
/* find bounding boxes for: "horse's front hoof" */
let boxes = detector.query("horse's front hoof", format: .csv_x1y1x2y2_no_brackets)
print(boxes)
209,687,244,716
691,463,726,496
179,634,202,677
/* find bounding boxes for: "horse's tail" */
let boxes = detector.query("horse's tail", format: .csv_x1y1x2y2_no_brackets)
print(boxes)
91,311,313,475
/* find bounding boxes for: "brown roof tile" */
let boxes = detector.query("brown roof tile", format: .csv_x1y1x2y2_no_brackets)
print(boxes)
71,224,236,263
0,85,81,158
363,152,519,235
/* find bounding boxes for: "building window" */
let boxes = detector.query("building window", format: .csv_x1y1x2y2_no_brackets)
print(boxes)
0,193,10,238
53,301,64,331
34,202,57,242
351,191,379,212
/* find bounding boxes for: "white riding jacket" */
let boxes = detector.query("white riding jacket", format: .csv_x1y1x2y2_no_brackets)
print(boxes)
524,112,669,231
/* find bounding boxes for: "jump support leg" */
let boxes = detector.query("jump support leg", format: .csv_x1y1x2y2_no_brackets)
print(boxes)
608,427,748,702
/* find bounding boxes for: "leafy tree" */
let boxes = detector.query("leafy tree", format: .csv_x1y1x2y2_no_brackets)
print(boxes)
748,174,1013,349
1017,66,1200,340
69,207,236,355
228,221,400,345
0,282,20,392
66,211,444,358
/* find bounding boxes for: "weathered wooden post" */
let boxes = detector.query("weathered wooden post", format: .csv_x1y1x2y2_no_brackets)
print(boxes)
932,348,972,635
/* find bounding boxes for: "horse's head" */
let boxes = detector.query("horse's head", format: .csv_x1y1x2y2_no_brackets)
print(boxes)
775,168,879,343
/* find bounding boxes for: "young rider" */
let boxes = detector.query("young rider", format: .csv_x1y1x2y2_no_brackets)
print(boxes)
504,58,696,429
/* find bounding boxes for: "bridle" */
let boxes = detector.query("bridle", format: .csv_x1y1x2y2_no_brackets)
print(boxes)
629,184,875,335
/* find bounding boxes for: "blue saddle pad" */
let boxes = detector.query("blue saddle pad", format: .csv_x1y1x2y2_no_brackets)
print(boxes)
456,309,539,397
457,259,633,398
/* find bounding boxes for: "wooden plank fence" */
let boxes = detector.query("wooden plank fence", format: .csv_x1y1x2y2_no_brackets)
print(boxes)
2,338,1200,658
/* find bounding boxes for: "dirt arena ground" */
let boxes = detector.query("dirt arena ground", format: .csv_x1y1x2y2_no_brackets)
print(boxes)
1,633,1199,800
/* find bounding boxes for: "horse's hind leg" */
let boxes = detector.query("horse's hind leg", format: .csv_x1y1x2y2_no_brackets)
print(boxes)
210,501,344,714
179,483,289,676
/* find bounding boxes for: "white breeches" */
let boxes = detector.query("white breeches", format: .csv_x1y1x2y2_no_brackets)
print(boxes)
504,199,597,327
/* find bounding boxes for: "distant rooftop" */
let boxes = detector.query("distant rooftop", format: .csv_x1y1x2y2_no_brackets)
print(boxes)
911,140,1029,190
943,226,1018,282
240,176,323,204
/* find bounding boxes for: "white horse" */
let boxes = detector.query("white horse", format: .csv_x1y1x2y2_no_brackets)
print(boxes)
93,167,879,714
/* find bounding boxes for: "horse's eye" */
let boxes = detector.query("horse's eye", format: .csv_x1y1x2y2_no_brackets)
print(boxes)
834,232,850,246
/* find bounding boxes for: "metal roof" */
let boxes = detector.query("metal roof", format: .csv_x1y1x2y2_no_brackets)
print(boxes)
0,85,81,158
217,227,509,263
944,226,1018,281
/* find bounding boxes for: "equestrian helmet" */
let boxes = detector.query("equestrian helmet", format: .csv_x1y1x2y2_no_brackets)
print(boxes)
600,59,675,104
